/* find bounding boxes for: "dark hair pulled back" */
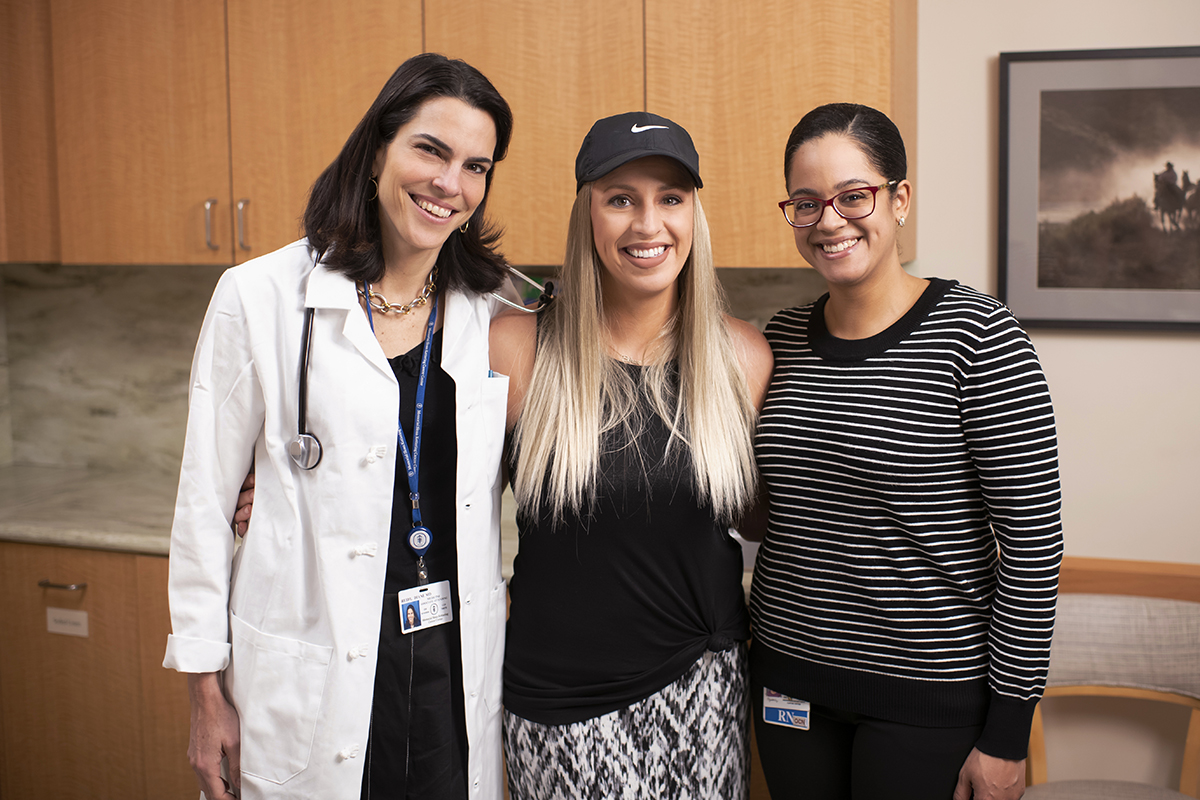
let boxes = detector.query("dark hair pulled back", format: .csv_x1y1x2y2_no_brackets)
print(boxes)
304,53,513,294
784,103,906,191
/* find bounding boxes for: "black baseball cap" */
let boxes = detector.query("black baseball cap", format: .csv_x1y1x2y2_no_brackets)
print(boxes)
575,112,702,192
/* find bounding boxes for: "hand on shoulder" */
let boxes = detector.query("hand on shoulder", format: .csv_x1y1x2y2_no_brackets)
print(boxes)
726,315,773,411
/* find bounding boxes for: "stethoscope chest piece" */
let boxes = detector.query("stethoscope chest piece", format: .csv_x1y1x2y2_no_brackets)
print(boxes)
291,304,322,470
289,433,322,470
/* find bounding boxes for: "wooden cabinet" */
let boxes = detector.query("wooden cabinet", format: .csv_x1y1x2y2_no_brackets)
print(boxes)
226,0,421,262
0,0,59,263
50,0,232,266
647,0,918,268
39,0,914,268
428,0,645,268
49,0,422,266
0,543,192,799
432,0,916,268
135,553,195,799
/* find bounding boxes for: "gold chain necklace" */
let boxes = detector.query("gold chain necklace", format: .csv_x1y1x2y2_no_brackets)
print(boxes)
360,267,438,315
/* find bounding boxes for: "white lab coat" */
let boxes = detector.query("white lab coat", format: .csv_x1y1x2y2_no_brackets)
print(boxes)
164,240,508,799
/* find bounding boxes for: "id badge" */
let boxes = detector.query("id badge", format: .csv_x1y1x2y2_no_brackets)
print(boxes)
763,687,810,729
397,580,453,634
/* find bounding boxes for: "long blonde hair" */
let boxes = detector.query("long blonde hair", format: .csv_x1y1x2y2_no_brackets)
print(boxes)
512,185,758,524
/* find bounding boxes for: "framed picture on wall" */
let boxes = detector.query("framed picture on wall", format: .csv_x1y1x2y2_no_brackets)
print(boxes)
999,46,1200,330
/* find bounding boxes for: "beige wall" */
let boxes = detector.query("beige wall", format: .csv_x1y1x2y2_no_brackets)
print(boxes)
916,0,1200,789
914,0,1200,565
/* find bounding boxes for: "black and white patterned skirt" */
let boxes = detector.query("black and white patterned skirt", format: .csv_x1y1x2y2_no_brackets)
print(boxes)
503,645,749,800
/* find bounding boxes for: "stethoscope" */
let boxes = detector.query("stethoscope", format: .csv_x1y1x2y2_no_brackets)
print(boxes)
288,305,323,469
287,262,555,471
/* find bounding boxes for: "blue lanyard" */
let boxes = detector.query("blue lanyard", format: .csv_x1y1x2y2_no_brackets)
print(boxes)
363,283,438,565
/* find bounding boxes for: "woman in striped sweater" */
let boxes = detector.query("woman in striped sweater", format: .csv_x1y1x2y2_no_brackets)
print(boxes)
748,103,1063,800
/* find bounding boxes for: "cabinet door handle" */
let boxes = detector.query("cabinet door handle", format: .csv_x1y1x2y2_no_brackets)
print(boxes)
204,198,220,251
236,198,251,251
38,579,87,591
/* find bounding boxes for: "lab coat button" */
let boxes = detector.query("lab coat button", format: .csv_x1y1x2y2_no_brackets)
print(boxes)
347,645,370,661
337,744,360,761
470,691,478,699
363,445,387,465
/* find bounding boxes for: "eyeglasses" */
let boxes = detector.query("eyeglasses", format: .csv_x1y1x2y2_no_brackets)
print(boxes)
491,265,557,312
778,181,897,228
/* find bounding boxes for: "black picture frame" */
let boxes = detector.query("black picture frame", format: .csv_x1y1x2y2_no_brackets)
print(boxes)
999,46,1200,330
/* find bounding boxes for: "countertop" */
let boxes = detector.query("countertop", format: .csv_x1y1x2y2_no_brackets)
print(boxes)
0,465,177,556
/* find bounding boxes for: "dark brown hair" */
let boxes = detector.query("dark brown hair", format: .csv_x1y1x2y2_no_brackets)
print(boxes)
784,103,907,192
304,53,513,293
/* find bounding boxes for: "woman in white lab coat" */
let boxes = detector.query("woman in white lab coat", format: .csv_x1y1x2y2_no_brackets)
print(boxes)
164,54,515,800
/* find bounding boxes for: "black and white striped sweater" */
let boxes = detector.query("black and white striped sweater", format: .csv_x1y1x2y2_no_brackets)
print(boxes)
748,278,1063,759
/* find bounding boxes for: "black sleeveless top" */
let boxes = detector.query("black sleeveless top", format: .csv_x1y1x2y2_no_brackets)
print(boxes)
503,362,751,725
362,328,468,800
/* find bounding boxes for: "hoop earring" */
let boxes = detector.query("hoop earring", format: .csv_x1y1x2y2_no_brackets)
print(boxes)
897,216,906,228
459,220,470,234
368,178,378,201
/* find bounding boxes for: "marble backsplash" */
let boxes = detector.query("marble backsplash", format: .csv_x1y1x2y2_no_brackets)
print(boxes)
0,263,827,474
2,263,227,473
0,275,11,465
715,265,828,332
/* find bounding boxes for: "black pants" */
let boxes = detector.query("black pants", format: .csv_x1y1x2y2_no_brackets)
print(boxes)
751,676,982,800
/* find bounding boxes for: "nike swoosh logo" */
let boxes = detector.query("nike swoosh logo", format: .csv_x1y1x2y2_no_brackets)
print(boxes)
630,124,669,133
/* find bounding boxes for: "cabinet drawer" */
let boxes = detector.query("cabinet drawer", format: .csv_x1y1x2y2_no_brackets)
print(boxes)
0,543,190,799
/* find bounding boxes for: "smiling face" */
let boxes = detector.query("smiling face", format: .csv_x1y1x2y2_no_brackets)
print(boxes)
589,156,695,305
785,133,910,289
373,96,498,268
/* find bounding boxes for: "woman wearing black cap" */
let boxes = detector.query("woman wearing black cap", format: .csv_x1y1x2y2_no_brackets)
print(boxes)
490,112,773,799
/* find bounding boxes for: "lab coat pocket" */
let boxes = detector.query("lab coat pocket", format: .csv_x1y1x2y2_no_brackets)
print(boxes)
228,613,334,784
483,578,507,713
